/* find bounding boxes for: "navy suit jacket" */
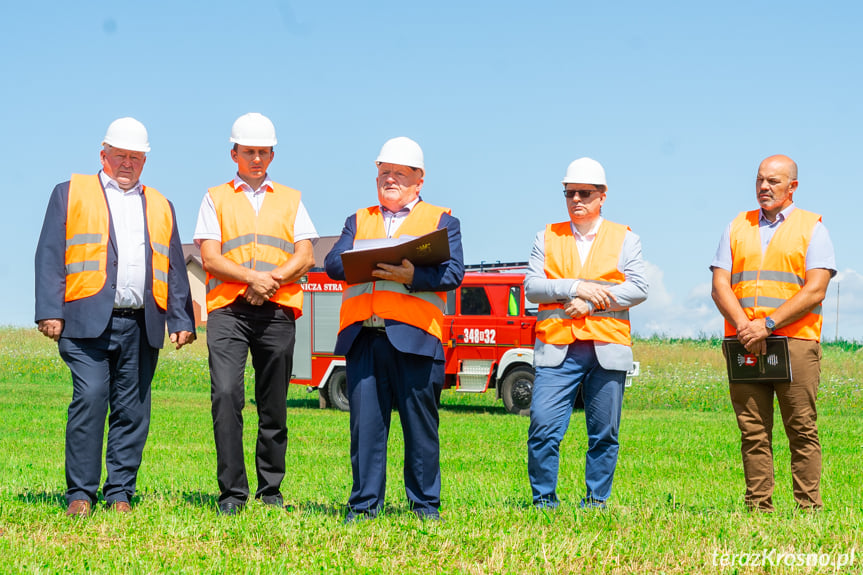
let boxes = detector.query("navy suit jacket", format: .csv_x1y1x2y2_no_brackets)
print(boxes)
35,177,195,349
324,201,464,360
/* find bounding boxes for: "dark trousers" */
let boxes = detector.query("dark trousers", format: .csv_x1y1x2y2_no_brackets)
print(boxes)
345,329,443,516
58,314,158,505
207,300,296,505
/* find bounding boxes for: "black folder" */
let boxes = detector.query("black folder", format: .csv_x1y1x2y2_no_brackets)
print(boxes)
721,336,792,384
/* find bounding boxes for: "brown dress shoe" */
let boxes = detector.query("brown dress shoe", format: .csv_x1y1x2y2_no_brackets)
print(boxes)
66,499,91,518
111,501,132,513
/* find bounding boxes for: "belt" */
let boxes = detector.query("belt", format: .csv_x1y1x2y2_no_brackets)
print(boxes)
361,326,387,335
112,308,144,318
227,298,295,320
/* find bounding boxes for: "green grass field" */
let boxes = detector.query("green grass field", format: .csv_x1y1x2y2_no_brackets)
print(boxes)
1,328,861,574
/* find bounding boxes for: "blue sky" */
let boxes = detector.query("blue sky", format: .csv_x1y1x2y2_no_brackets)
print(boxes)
4,0,861,339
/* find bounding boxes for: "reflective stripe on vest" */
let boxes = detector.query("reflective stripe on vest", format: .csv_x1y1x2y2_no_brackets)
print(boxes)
144,188,173,310
344,281,446,310
205,181,304,316
339,202,451,340
726,208,823,340
536,220,632,346
64,174,173,310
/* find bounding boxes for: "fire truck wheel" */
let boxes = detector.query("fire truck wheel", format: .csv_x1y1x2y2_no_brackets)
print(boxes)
501,367,534,416
327,369,350,412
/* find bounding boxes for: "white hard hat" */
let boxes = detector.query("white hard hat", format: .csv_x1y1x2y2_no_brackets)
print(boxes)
102,117,150,153
376,137,424,173
230,113,277,147
562,157,607,187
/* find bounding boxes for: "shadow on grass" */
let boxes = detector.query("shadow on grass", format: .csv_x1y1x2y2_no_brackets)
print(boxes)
246,398,322,410
180,492,345,517
296,501,344,517
286,398,321,409
438,403,510,415
182,491,220,508
16,491,66,506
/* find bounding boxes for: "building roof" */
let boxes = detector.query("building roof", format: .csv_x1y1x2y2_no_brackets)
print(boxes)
183,243,202,267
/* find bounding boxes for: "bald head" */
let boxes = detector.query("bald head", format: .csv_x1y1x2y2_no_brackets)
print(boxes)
756,154,798,220
759,154,798,181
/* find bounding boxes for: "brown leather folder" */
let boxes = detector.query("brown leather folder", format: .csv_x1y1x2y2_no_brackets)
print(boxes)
340,228,451,285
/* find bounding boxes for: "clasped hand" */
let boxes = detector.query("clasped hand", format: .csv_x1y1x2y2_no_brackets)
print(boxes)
736,318,769,355
244,271,282,305
576,281,617,311
563,297,590,319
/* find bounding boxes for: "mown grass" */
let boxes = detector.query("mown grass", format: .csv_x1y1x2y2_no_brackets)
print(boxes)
0,328,861,574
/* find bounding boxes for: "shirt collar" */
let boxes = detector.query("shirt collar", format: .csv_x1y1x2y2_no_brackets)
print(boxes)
570,217,603,240
99,170,143,195
233,174,273,194
381,197,420,216
759,202,795,225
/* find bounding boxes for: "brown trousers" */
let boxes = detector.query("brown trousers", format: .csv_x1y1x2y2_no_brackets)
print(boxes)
728,337,823,511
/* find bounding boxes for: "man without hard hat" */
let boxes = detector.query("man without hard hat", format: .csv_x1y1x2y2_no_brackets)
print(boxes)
710,155,835,512
525,157,648,510
194,113,318,516
324,137,465,523
35,117,196,518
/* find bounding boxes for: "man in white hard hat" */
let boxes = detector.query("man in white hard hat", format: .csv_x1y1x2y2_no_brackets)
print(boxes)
525,157,647,510
194,113,317,515
35,117,196,517
710,155,835,512
324,137,464,523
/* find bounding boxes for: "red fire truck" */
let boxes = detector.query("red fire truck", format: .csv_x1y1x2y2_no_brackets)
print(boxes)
291,263,637,415
291,263,538,415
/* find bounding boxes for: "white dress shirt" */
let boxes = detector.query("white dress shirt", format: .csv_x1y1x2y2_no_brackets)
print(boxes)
382,197,420,238
100,171,146,309
568,217,603,297
193,175,319,245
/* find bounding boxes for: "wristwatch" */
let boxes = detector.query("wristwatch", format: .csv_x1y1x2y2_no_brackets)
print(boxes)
764,316,776,334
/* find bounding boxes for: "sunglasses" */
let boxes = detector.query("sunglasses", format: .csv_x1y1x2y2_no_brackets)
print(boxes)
563,189,600,199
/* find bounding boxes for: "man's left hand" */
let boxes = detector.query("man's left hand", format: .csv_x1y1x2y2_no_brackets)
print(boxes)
576,281,617,311
372,259,415,285
170,330,196,350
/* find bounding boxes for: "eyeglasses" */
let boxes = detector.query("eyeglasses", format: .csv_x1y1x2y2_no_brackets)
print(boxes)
563,189,600,199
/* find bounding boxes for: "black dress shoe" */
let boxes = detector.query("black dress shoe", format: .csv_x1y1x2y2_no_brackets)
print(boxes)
343,509,377,525
218,501,244,516
260,494,284,509
413,510,442,522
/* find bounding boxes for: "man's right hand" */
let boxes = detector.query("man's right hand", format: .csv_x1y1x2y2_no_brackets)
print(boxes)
245,271,280,305
37,319,64,341
563,297,590,319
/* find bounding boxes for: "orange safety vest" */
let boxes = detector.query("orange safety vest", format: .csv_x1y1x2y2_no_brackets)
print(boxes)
205,181,304,316
726,208,823,340
64,173,173,310
339,202,451,341
536,221,632,346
